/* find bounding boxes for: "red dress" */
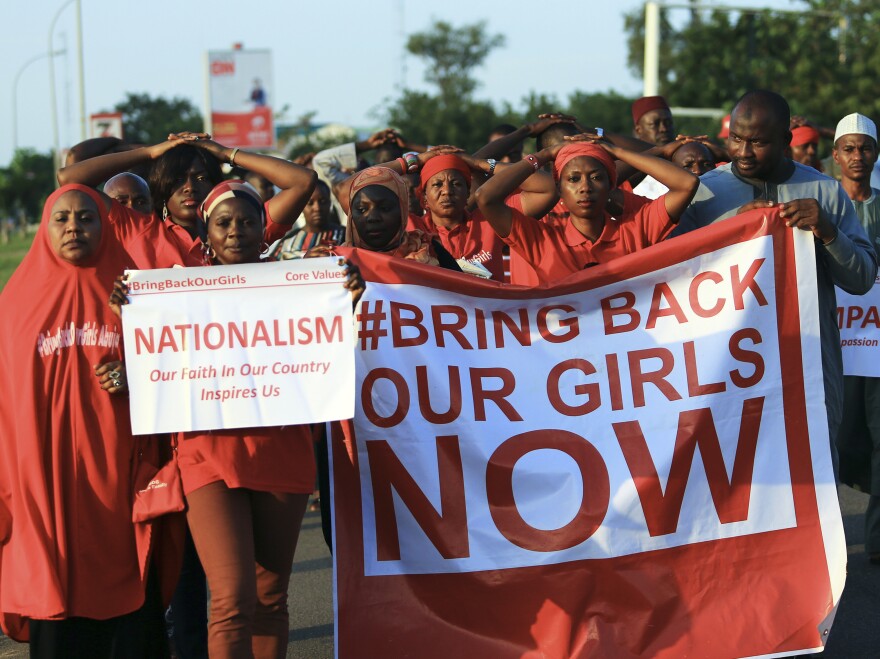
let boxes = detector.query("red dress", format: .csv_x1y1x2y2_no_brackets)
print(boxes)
176,425,316,496
0,185,189,639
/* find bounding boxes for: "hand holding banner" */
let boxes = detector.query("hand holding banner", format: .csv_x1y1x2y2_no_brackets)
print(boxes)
331,210,845,659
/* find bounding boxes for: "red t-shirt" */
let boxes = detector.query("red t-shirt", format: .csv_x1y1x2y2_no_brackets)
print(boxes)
263,203,291,245
414,194,523,281
176,424,316,496
504,196,674,285
508,191,654,286
108,202,202,268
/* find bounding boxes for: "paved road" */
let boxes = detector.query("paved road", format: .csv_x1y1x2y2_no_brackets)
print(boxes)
2,489,879,658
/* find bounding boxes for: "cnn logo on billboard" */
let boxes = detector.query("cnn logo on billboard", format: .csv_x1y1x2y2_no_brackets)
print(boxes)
211,60,235,76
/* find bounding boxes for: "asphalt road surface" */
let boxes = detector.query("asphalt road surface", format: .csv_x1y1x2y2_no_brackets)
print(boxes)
2,488,878,658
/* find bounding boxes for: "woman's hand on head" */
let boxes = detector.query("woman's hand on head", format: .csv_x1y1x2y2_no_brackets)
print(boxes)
416,145,464,167
529,113,577,136
183,136,230,161
537,141,569,161
146,135,189,160
94,360,128,395
108,274,130,318
656,137,688,160
167,131,211,142
563,132,616,154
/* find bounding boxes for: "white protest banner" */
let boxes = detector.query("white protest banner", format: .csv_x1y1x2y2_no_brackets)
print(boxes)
121,258,353,435
330,209,845,659
836,275,880,377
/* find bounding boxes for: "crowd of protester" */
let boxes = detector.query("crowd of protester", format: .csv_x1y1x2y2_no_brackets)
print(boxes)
0,87,878,658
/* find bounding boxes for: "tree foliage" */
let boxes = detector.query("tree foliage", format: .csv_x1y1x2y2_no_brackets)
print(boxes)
624,0,880,126
384,20,640,152
407,21,505,104
110,93,203,145
384,20,506,151
0,149,56,223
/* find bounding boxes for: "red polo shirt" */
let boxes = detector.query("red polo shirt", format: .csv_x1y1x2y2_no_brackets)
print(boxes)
414,194,523,281
504,196,674,285
508,191,655,286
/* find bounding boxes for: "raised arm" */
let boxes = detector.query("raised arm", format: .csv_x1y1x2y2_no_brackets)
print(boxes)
57,138,188,210
187,137,316,225
568,134,699,222
459,154,558,219
473,114,575,160
65,137,136,166
474,143,567,238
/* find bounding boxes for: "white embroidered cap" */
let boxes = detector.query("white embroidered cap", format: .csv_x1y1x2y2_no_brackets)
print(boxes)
834,113,877,144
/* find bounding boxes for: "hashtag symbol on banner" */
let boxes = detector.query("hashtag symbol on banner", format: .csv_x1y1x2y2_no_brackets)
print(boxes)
357,300,388,350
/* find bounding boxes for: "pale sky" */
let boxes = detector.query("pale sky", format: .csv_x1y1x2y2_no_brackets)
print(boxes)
3,0,799,166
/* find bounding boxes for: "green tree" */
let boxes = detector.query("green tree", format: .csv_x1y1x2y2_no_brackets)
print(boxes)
0,149,56,224
109,93,203,145
407,21,505,105
623,1,880,127
384,20,506,151
566,91,638,135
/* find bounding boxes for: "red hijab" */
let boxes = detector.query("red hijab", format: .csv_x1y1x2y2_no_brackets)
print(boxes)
0,184,151,630
346,167,439,265
554,143,618,189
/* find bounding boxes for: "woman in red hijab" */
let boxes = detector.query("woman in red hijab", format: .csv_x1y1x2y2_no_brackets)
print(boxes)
475,134,700,284
345,166,452,265
114,179,363,658
303,165,463,551
0,185,180,657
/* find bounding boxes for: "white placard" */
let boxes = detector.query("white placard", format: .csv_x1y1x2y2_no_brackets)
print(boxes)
121,258,353,434
837,275,880,377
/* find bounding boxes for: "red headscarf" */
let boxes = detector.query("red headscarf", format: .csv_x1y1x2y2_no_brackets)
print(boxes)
199,179,265,223
632,95,670,125
554,143,618,189
346,167,438,265
790,126,821,147
0,185,152,630
718,113,731,139
419,154,472,195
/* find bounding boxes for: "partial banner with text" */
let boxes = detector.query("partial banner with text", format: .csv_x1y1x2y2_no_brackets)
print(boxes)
331,210,845,659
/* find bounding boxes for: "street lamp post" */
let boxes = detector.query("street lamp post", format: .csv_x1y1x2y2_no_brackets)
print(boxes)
12,50,65,152
49,0,75,167
48,0,85,168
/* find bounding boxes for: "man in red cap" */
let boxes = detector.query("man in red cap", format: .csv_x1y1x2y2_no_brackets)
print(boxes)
626,96,676,198
632,95,675,146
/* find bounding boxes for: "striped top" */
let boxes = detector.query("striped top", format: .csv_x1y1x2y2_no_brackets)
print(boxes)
270,225,347,260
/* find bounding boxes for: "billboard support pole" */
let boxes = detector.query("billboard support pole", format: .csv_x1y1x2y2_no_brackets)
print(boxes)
203,51,213,136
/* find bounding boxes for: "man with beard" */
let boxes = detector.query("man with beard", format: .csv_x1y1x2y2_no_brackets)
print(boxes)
673,90,877,475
